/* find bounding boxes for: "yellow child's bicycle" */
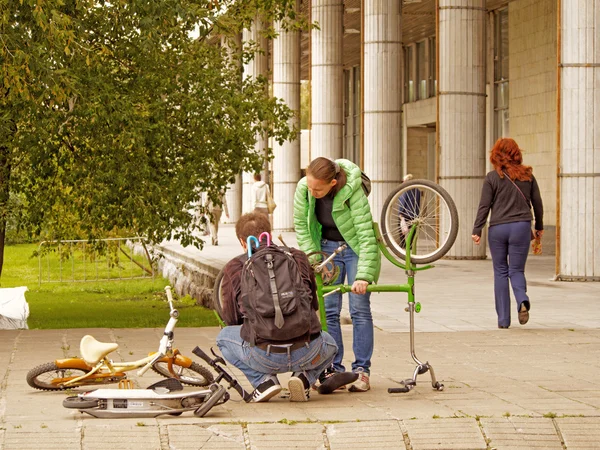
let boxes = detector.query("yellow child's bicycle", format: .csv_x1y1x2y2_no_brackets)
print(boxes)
26,286,214,391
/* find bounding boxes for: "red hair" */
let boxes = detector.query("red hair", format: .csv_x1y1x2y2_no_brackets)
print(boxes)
489,138,532,181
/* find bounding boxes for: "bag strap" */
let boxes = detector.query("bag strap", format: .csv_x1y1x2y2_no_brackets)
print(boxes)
265,253,285,329
503,171,530,208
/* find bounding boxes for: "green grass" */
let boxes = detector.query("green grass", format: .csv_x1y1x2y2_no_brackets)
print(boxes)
1,243,219,329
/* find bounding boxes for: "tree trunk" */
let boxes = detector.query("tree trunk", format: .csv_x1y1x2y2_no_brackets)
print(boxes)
0,147,11,278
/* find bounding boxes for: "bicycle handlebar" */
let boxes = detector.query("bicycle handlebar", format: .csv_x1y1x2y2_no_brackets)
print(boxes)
164,286,175,312
192,346,252,402
323,283,411,296
314,244,347,273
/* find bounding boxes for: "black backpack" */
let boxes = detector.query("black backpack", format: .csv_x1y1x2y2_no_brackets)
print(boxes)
240,245,313,345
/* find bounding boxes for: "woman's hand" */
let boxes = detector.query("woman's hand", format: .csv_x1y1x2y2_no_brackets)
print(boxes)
535,230,544,239
471,234,481,245
351,280,369,295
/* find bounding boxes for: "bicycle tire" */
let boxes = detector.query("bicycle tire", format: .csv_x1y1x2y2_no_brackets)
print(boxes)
212,269,226,322
63,396,99,409
380,179,459,264
151,361,214,387
26,362,91,391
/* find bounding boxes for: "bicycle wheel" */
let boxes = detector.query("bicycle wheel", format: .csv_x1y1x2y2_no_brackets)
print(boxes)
63,396,99,409
26,362,91,391
212,269,226,322
151,361,214,387
380,179,459,264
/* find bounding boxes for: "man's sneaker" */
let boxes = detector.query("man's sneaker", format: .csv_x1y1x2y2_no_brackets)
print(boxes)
313,368,349,391
348,369,370,392
288,372,310,402
317,371,359,395
251,377,282,403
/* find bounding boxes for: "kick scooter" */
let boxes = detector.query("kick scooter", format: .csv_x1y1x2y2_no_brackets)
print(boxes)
62,344,252,417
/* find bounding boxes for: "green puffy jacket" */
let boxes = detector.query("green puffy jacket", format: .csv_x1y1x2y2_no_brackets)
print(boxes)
293,159,381,283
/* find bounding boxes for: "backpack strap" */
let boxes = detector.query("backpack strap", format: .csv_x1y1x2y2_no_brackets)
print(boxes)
265,253,285,329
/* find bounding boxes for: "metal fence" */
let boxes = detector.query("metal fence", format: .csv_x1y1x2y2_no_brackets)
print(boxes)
38,238,154,286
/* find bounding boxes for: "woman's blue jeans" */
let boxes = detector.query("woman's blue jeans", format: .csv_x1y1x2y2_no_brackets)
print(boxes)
216,325,337,388
320,239,374,374
488,221,531,327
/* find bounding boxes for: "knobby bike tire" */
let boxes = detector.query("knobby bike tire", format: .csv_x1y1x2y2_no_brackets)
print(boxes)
26,362,91,391
151,361,214,387
63,396,99,409
380,179,459,264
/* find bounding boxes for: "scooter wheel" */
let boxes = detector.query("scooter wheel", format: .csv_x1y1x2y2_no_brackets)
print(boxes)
63,396,99,409
194,385,226,418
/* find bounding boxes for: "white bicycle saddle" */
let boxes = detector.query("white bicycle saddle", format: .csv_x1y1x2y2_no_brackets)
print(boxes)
80,335,119,365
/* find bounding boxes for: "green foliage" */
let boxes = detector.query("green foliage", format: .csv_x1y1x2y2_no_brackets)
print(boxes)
1,243,218,328
0,0,303,275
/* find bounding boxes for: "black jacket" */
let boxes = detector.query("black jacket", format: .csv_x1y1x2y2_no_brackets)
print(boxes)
472,170,544,236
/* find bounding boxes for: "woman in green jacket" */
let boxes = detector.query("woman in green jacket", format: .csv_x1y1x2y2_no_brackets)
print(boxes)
293,157,380,392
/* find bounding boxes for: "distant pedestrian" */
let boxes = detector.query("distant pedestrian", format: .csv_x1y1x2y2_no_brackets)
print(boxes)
251,173,270,218
397,174,421,247
203,191,229,246
472,138,544,329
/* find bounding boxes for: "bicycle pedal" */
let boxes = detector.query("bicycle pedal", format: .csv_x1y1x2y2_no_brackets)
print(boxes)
118,379,135,389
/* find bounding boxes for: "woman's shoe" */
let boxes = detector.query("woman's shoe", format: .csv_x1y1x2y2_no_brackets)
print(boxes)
498,325,509,329
518,304,529,325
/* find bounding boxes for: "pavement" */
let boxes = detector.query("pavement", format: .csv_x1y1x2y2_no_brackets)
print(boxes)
1,223,600,449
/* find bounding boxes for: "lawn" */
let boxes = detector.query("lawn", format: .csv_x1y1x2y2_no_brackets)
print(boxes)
1,243,219,329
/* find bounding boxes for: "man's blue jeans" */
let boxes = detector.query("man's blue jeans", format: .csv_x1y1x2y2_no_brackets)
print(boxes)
320,239,374,374
488,221,531,327
216,326,338,388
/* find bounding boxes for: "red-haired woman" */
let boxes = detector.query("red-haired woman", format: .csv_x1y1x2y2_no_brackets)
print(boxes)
472,138,544,329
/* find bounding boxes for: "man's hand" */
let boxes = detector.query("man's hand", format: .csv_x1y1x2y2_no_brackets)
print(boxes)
472,234,481,245
351,280,368,295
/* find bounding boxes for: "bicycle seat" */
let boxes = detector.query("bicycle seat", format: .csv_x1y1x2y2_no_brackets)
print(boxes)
80,335,119,365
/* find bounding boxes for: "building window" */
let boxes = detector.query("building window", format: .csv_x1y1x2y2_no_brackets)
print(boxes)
494,8,509,139
352,66,360,162
404,37,436,104
343,66,361,164
429,37,437,97
404,45,415,103
417,40,427,100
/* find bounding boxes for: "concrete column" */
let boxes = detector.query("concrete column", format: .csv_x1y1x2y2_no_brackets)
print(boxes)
558,0,600,280
438,0,486,258
221,34,243,222
272,0,301,231
363,0,403,221
242,18,269,214
311,0,344,160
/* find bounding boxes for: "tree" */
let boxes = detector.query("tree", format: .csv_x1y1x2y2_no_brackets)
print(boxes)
0,0,303,276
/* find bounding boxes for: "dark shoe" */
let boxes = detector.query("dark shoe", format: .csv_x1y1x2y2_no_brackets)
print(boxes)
498,325,509,329
518,304,529,325
317,371,359,395
288,373,310,402
251,377,282,403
